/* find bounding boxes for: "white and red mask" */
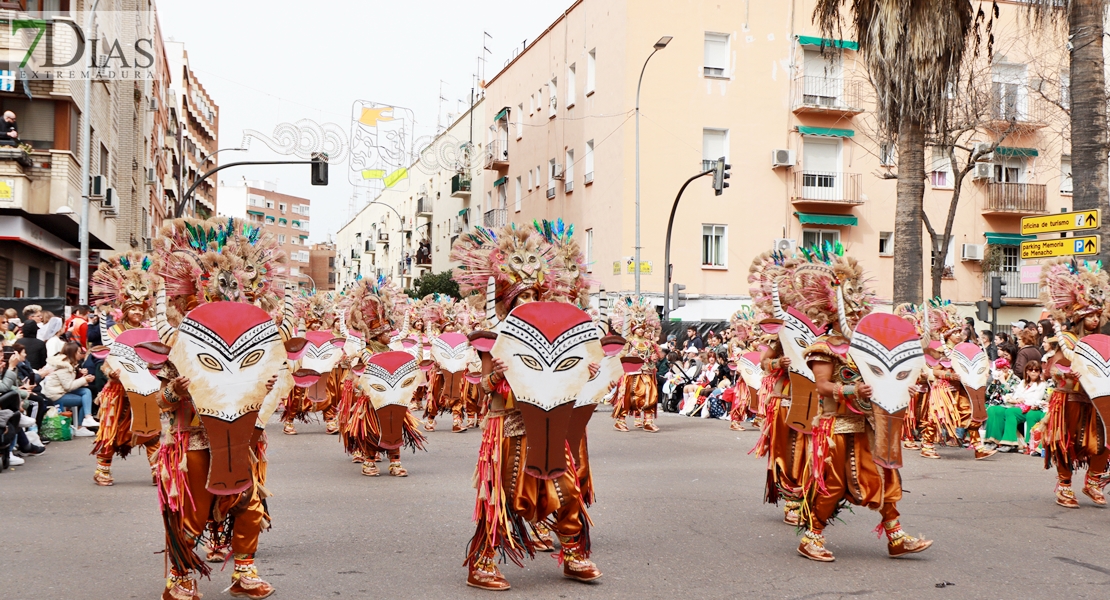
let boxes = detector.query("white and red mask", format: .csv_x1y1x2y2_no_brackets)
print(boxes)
848,313,924,415
1070,334,1110,439
430,332,474,374
107,328,168,439
949,342,989,391
735,351,764,391
491,302,603,480
357,351,421,449
292,330,347,402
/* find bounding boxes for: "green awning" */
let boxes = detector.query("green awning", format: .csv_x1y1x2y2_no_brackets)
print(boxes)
458,209,468,216
494,107,510,122
984,232,1035,246
279,218,287,225
265,216,275,222
798,36,859,51
493,176,507,187
247,210,264,216
798,126,854,138
299,234,309,239
292,220,301,226
995,146,1038,158
794,212,858,226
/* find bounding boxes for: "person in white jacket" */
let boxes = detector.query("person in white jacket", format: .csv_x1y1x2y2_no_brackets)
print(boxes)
985,359,1048,452
40,341,97,436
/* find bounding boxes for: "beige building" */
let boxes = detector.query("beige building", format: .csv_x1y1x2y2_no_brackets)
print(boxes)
218,179,314,289
466,0,1070,325
166,40,219,219
308,241,336,291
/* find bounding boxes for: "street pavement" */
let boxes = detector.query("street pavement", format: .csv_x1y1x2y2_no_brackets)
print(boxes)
3,408,1110,599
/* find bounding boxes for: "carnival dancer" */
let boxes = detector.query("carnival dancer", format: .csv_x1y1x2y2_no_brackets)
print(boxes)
893,304,930,450
150,218,300,600
89,251,163,486
793,243,933,562
338,276,424,477
611,298,662,432
726,306,762,431
281,290,341,435
452,224,608,590
918,301,962,458
1039,259,1110,508
748,251,807,526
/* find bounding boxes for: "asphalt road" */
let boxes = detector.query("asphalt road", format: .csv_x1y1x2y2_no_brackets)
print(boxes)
3,408,1110,599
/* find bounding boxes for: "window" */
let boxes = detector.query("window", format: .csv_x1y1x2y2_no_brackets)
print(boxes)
527,168,533,191
702,224,727,267
99,143,109,178
585,228,593,271
548,78,558,117
548,159,557,191
567,64,576,108
993,157,1024,183
265,215,275,224
516,103,523,140
703,128,729,163
278,234,286,244
802,50,844,107
802,229,840,249
1061,156,1073,194
529,94,535,116
879,142,895,167
929,236,956,278
879,232,894,256
703,33,730,77
302,205,309,216
27,267,39,297
565,149,574,191
266,200,274,209
248,195,264,207
930,146,953,188
992,63,1027,121
0,98,58,150
584,140,595,182
515,176,522,212
586,49,596,95
279,203,286,213
1001,246,1020,273
498,184,507,210
1060,73,1070,110
290,266,300,276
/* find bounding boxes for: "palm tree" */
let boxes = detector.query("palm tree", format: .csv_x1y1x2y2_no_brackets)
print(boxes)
813,1,976,304
1028,1,1109,269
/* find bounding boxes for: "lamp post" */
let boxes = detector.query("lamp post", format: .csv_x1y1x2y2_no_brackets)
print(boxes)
77,0,101,306
634,35,671,298
176,146,247,218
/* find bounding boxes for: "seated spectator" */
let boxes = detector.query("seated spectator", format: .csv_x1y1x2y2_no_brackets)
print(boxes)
38,310,62,342
11,343,48,433
0,110,18,146
15,320,47,371
0,349,45,465
1012,329,1042,376
986,358,1018,407
22,304,41,325
41,341,97,437
985,360,1049,452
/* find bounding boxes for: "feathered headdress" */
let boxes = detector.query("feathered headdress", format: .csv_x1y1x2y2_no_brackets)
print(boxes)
346,275,402,339
1040,258,1110,326
920,297,961,342
791,241,874,334
450,224,560,319
611,296,660,338
748,250,799,319
293,290,337,332
91,251,162,319
729,305,761,345
534,218,593,308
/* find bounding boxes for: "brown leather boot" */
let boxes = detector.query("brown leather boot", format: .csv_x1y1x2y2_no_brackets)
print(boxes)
93,466,113,486
797,530,834,562
642,415,660,433
613,420,629,432
1056,483,1080,508
282,422,297,435
467,555,511,590
560,538,602,582
884,520,933,557
228,564,275,599
532,522,556,552
162,575,201,600
1082,474,1107,506
920,445,940,459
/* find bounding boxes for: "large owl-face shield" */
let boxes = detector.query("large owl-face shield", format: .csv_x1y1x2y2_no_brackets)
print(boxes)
357,351,421,450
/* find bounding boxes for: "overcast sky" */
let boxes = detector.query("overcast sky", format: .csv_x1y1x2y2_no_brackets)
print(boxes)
156,0,566,243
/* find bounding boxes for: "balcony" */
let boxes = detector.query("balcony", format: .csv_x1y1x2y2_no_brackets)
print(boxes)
791,171,863,205
451,173,472,198
377,231,390,244
983,270,1039,300
485,140,509,170
792,77,865,117
987,89,1048,132
983,182,1047,215
416,196,433,216
484,208,507,228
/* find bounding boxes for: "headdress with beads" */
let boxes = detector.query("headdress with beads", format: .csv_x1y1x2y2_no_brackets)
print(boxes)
534,218,593,308
91,251,162,320
346,275,403,339
791,241,874,335
1039,258,1110,328
450,224,562,320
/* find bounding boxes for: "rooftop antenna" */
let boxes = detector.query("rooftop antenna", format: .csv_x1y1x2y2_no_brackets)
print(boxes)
436,80,448,134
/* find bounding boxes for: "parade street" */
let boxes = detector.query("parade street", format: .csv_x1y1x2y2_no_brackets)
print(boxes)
3,409,1107,600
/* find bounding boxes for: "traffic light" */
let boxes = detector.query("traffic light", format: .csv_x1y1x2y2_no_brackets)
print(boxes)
975,300,989,323
311,152,329,186
712,156,730,196
990,276,1007,310
672,283,687,309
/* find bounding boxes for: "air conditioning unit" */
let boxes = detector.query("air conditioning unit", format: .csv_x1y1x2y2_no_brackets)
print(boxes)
148,97,159,111
974,142,993,160
546,186,556,199
772,149,796,168
961,243,984,261
90,175,106,198
100,188,118,215
378,231,389,243
772,238,797,254
973,162,993,180
145,168,157,185
552,164,564,180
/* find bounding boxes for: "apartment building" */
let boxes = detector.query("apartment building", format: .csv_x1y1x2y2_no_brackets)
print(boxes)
335,101,487,291
218,179,314,288
470,0,1070,324
166,40,219,218
308,241,336,292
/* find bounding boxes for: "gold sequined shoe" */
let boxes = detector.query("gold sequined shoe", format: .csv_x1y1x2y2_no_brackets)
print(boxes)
467,416,478,429
93,466,113,486
884,520,933,557
228,564,275,599
920,445,940,459
282,422,296,435
424,418,436,432
467,555,511,591
162,575,202,600
903,440,921,449
351,451,365,464
325,420,339,435
633,416,644,429
974,445,998,460
1082,475,1107,506
1056,483,1080,508
642,417,660,433
613,420,629,432
389,461,408,477
797,530,834,562
729,421,746,431
453,416,465,432
362,462,380,477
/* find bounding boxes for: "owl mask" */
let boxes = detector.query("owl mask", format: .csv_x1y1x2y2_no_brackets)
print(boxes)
106,328,169,439
1068,334,1110,440
357,351,421,450
293,330,348,403
949,342,989,424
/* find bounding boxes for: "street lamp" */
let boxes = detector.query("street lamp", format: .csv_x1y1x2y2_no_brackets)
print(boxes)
634,35,671,298
178,146,247,217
